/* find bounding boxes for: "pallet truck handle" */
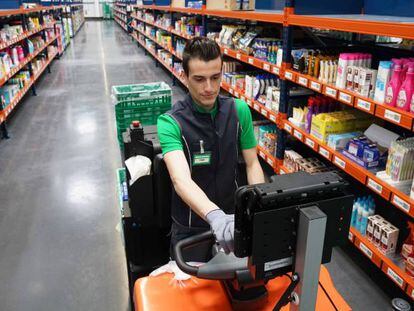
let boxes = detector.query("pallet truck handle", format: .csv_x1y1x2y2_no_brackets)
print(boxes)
174,231,215,276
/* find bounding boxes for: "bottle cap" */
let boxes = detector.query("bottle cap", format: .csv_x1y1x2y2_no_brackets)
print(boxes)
132,120,141,128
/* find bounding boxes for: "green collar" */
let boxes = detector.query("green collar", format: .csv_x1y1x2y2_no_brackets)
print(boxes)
192,99,218,116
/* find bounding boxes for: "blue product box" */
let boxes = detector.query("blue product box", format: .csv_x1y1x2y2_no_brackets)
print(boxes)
364,0,414,17
0,0,22,9
186,0,202,9
154,0,170,5
40,0,54,6
255,0,363,14
142,0,153,5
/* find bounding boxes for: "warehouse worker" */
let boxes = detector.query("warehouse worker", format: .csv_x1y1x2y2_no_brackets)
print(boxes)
157,37,265,257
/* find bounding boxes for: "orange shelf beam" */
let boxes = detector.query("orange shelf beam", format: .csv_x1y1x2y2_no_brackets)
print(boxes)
135,5,284,24
350,227,414,295
288,14,414,40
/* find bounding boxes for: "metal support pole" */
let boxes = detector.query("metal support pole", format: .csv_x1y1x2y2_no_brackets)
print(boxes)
31,85,37,96
276,128,286,160
290,206,327,311
47,65,51,74
1,122,9,139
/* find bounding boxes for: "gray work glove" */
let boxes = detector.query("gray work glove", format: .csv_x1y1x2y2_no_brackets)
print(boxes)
206,209,234,254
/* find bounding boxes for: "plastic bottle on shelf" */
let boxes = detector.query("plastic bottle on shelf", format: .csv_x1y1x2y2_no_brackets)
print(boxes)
385,59,404,107
336,53,350,88
351,198,359,227
360,205,369,235
356,197,364,231
396,62,414,111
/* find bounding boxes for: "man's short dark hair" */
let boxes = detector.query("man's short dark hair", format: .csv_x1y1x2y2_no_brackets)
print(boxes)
182,37,223,75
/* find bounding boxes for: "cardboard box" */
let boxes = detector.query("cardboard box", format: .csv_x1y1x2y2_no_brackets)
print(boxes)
373,220,388,247
366,215,383,241
380,224,399,255
206,0,255,11
171,0,185,7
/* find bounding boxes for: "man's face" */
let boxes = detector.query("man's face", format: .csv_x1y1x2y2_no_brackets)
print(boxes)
184,57,222,109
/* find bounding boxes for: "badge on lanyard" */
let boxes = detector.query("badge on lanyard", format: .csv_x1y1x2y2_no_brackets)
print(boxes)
192,140,212,166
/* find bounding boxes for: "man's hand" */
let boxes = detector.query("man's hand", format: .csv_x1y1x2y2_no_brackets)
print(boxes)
206,209,234,254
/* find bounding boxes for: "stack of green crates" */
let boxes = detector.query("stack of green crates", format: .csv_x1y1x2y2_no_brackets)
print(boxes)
112,82,172,148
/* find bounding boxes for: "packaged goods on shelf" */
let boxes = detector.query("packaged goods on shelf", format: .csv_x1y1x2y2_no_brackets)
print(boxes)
155,30,171,49
187,1,202,9
352,197,399,255
175,17,203,37
310,110,373,144
157,50,173,67
255,123,277,155
154,13,171,29
27,17,40,31
384,137,414,182
0,24,24,44
175,39,186,58
351,195,376,235
206,0,255,11
403,223,414,276
283,150,330,174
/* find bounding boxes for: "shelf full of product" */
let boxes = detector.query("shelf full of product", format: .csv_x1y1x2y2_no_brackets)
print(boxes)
63,4,85,38
0,6,73,132
127,3,414,300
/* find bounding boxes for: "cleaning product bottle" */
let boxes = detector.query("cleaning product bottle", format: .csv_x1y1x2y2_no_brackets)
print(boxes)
396,62,414,111
368,196,375,216
411,89,414,113
360,205,369,235
351,198,359,227
305,99,315,133
385,59,404,107
336,53,350,88
356,197,364,231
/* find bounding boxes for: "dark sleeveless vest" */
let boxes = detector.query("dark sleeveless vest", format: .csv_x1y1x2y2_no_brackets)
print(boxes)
166,94,240,228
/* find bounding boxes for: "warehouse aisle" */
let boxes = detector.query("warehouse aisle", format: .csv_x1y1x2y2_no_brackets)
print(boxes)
0,21,185,311
0,20,393,311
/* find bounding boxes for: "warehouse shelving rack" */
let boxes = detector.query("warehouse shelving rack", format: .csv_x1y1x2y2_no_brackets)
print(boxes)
0,5,73,139
117,1,414,300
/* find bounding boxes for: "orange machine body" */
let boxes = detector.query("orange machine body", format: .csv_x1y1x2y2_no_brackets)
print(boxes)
134,265,351,311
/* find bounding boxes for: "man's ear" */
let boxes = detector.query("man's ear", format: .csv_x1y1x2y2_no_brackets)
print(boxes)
182,72,189,87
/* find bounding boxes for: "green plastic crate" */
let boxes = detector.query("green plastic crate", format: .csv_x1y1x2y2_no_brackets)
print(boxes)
112,82,172,103
113,82,172,149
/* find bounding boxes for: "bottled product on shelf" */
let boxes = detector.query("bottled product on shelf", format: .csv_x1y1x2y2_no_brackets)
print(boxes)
254,122,277,155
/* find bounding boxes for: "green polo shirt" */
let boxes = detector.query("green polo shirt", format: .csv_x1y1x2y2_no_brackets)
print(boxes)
157,98,257,156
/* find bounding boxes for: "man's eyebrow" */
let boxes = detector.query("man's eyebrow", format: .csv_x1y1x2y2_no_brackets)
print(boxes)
192,72,222,79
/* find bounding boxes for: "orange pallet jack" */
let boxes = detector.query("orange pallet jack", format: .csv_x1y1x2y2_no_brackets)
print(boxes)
134,171,354,311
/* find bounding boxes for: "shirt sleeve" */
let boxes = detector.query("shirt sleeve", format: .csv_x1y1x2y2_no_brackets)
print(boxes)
157,114,183,156
234,98,257,150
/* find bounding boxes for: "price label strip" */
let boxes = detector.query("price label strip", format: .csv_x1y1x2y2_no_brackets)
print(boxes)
334,156,346,169
284,123,292,133
298,76,308,87
367,178,383,195
310,81,321,92
293,130,303,141
325,86,337,98
319,147,330,159
356,98,372,112
339,92,352,104
305,137,315,149
359,242,373,259
263,63,270,71
392,195,411,214
384,109,402,124
386,267,404,288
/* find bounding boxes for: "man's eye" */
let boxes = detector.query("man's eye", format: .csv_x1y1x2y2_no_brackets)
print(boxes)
212,76,220,80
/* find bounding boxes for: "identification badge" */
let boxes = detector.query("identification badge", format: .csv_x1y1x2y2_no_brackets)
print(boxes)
192,152,212,166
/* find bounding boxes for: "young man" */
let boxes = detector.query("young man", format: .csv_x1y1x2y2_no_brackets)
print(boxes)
157,37,265,256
